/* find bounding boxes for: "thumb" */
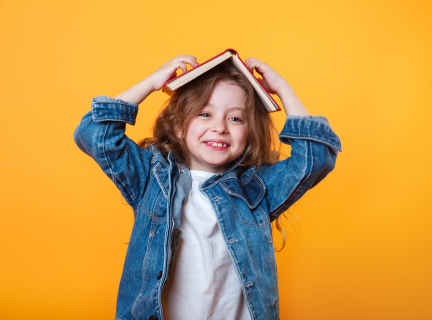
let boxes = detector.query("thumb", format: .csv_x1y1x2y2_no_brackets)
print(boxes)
169,70,178,80
257,77,272,93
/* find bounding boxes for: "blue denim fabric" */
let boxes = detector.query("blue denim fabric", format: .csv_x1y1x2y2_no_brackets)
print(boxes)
73,95,342,320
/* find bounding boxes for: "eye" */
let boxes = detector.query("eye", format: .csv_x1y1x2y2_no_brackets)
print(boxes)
228,117,243,122
198,112,211,118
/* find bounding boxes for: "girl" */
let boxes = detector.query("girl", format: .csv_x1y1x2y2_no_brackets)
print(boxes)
74,54,342,320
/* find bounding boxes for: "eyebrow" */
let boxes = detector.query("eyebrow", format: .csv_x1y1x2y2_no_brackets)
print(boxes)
206,103,245,111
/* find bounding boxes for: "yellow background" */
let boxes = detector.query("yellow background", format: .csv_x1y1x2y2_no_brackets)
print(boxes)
1,0,431,319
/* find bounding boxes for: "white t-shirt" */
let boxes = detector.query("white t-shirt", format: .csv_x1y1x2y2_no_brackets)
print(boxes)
162,170,251,320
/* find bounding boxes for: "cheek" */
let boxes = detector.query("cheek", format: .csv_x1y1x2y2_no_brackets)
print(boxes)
184,130,194,151
185,121,203,149
233,127,247,150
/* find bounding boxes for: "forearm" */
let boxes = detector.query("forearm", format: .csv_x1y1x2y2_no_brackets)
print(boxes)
114,77,155,105
73,96,150,210
276,82,310,117
261,114,342,221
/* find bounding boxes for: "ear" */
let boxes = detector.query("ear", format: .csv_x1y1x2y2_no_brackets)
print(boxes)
175,126,182,139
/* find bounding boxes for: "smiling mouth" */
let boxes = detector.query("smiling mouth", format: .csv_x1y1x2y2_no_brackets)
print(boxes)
204,141,229,147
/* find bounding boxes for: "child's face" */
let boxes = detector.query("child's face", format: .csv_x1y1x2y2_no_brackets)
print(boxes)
184,81,247,174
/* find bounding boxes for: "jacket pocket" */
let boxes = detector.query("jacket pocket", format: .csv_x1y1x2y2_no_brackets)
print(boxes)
140,171,168,223
220,173,266,209
226,194,272,241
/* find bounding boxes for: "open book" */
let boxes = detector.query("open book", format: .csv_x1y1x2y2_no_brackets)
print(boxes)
162,48,281,112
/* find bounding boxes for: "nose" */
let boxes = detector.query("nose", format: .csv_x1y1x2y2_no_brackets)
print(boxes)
210,117,228,134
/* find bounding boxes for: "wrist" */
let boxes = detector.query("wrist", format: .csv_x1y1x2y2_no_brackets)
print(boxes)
277,84,310,117
140,77,156,93
114,77,155,105
275,81,294,100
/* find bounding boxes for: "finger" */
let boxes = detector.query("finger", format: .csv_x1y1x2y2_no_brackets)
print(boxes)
178,62,187,73
175,55,200,68
245,57,263,73
167,60,185,74
179,54,197,59
185,57,200,67
183,58,200,70
249,60,264,76
257,77,271,92
245,58,254,72
182,54,198,60
246,57,258,65
169,70,177,79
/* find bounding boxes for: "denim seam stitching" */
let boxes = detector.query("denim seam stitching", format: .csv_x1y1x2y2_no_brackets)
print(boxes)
153,163,168,200
239,173,255,186
94,101,139,109
159,155,170,169
151,151,164,164
210,203,257,320
93,117,134,124
141,206,167,223
256,206,272,241
256,206,270,230
200,175,234,190
153,191,168,222
131,219,157,313
102,122,136,207
220,182,250,206
270,139,313,218
252,175,265,206
226,193,258,227
220,181,263,209
280,134,342,152
135,198,143,215
280,132,340,143
92,104,136,124
239,168,256,185
141,169,155,205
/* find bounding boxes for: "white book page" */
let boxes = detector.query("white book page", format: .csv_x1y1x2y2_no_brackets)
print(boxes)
168,51,234,89
230,55,277,111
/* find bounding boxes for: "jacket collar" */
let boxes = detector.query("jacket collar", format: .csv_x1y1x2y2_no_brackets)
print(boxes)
165,151,264,209
174,153,244,172
169,152,246,186
149,144,247,180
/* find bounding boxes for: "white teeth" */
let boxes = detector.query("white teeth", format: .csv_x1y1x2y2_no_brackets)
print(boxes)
207,142,227,147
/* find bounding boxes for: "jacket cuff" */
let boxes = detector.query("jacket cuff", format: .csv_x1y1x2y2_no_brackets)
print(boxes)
91,95,139,125
279,115,342,152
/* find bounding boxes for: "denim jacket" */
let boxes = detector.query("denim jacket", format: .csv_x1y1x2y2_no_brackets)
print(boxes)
73,96,342,320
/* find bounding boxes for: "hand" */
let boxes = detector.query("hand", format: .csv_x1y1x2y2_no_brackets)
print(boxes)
245,57,310,116
148,54,200,91
244,57,290,97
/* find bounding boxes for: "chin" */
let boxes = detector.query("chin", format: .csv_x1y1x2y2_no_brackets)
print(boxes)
205,159,231,167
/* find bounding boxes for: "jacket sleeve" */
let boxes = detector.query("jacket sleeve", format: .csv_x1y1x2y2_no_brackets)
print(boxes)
257,115,342,222
73,95,152,211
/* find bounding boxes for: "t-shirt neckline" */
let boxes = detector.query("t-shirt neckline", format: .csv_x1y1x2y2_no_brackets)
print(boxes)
190,170,216,179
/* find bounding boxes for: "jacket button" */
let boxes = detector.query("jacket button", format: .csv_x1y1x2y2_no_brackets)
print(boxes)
157,271,162,280
149,316,158,320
